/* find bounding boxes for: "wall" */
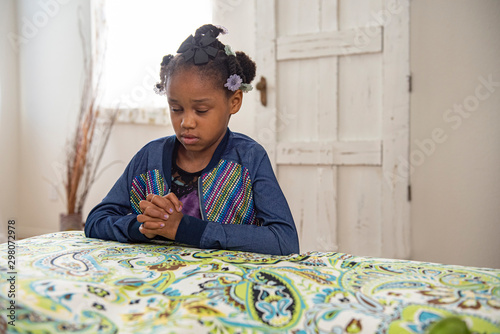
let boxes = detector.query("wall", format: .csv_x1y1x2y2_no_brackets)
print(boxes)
14,0,88,237
0,0,20,243
410,0,500,268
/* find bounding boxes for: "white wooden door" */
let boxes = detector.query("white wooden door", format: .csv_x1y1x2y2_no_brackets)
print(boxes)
255,0,410,259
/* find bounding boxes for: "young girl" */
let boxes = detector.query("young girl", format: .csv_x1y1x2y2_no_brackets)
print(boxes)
85,24,299,255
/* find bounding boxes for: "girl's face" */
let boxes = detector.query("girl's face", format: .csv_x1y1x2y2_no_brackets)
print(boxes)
166,67,242,160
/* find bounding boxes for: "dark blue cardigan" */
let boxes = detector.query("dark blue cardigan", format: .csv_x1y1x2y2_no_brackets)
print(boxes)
85,129,299,255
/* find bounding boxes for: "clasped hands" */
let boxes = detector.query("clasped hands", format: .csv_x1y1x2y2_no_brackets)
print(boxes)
137,193,183,240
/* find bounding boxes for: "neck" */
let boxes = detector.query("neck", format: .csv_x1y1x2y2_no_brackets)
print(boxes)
176,131,227,173
176,147,212,173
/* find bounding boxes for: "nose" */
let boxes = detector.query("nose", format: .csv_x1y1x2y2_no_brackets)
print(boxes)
181,110,196,129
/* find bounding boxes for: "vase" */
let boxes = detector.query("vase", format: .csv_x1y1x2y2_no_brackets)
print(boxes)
60,213,83,231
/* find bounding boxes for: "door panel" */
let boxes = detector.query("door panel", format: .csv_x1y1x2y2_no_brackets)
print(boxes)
279,165,338,252
338,166,382,254
255,0,410,257
339,53,382,140
278,59,337,142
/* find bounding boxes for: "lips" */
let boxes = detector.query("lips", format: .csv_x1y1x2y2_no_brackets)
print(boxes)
181,134,199,145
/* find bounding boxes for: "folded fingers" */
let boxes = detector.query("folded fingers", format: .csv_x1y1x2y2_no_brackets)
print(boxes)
146,194,175,214
139,200,171,220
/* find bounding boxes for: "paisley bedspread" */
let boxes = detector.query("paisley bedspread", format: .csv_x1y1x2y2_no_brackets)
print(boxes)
1,232,499,334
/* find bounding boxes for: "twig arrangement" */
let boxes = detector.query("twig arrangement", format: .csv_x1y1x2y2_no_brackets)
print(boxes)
63,3,117,215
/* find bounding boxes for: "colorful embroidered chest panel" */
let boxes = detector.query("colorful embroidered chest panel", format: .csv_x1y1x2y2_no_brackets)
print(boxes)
201,159,259,225
130,169,167,214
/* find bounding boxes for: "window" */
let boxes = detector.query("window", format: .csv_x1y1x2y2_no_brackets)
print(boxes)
97,0,212,124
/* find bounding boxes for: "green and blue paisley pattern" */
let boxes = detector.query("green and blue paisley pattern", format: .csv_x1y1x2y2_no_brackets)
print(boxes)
1,232,499,333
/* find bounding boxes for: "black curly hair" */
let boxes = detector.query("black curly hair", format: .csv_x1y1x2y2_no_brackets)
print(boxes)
154,24,256,98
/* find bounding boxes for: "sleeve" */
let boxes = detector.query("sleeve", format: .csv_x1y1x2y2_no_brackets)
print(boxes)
174,150,300,255
84,151,151,243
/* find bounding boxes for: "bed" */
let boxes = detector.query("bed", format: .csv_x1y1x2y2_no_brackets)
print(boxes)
1,231,499,333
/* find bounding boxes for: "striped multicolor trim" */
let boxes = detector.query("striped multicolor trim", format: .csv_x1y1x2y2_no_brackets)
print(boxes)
202,160,259,225
130,169,167,214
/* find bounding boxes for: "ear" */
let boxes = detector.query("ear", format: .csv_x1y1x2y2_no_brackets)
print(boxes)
229,90,243,115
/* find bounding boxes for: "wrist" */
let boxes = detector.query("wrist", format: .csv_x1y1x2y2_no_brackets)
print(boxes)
128,220,154,242
175,215,206,247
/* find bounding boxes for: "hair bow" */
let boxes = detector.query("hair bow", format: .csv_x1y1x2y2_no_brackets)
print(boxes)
177,34,218,65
